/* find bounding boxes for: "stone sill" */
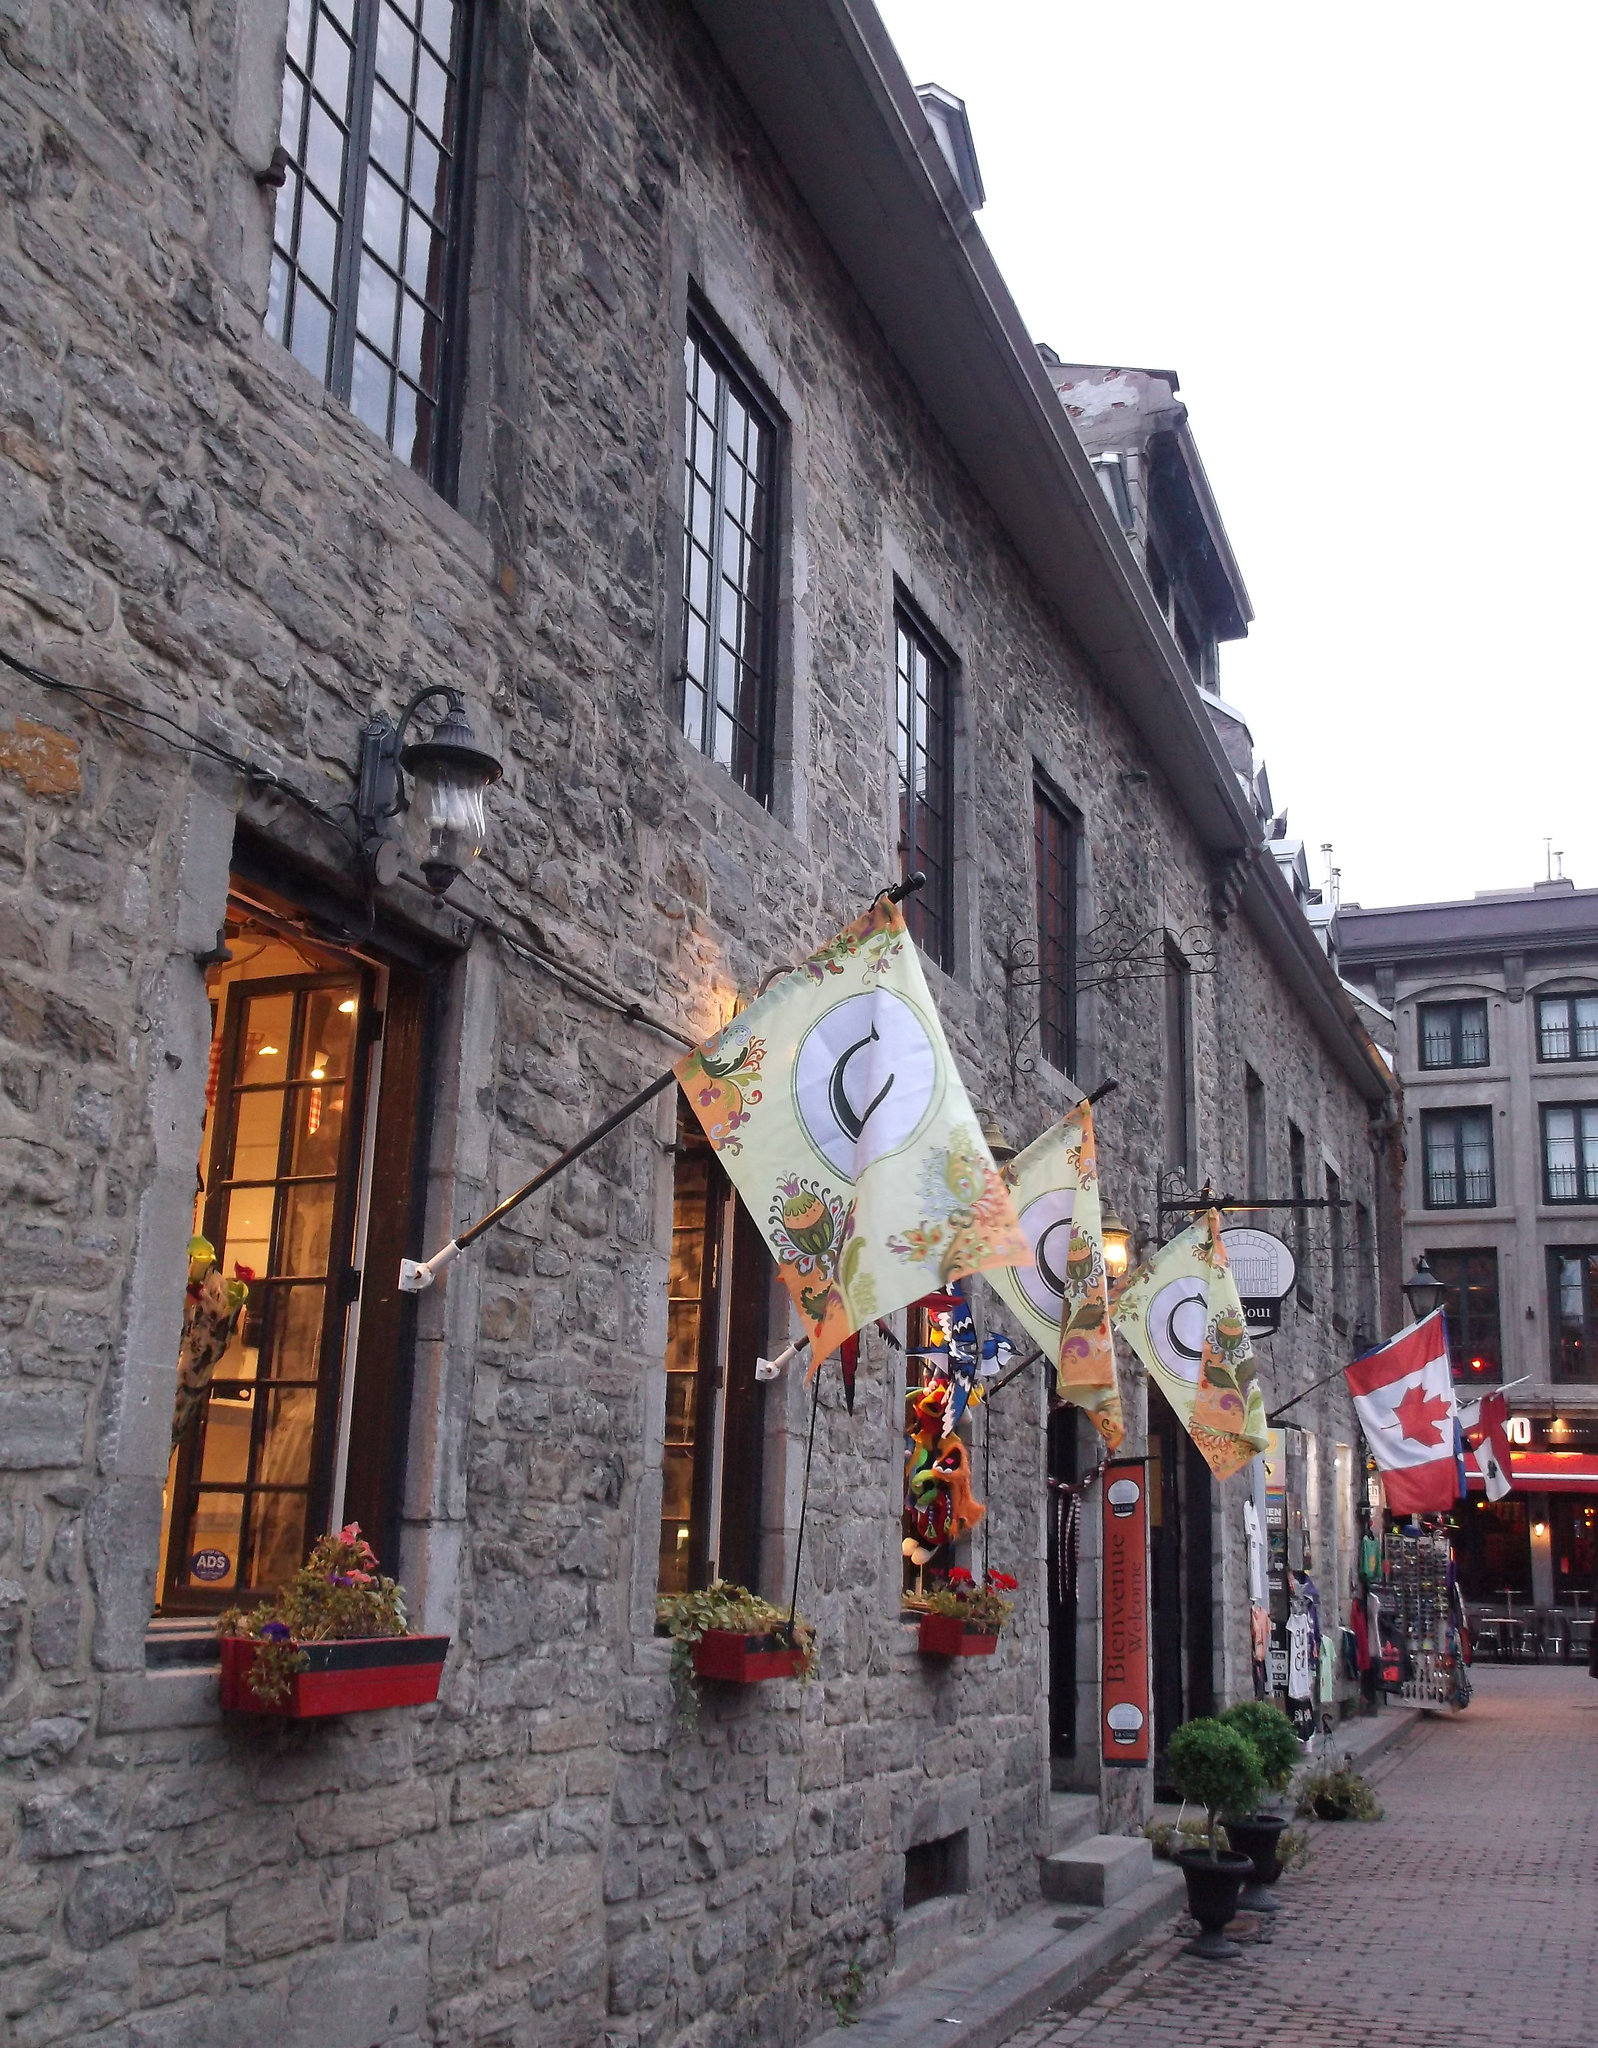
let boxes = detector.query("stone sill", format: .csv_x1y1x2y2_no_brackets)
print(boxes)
100,1667,221,1735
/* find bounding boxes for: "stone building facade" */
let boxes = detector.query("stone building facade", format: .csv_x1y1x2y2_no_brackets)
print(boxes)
1341,881,1598,1611
0,2,1395,2044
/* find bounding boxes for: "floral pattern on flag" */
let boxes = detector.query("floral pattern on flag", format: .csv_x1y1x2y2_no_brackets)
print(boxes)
986,1102,1124,1448
674,899,1030,1369
1109,1210,1269,1479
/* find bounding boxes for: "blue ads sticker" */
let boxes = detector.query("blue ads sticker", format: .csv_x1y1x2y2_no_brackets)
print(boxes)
190,1549,231,1582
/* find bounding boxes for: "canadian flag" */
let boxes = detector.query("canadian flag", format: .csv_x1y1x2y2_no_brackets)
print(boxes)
1467,1389,1514,1502
1345,1312,1460,1513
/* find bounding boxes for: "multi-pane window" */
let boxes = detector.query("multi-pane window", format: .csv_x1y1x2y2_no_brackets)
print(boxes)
1428,1249,1502,1382
1551,1248,1598,1382
1033,780,1078,1073
1354,1202,1376,1344
680,319,779,802
1417,999,1488,1070
1244,1066,1267,1197
1326,1166,1347,1331
1542,1104,1598,1202
1421,1107,1495,1208
1538,993,1598,1062
267,0,473,484
659,1102,770,1596
1288,1122,1312,1307
1162,942,1191,1178
896,605,955,969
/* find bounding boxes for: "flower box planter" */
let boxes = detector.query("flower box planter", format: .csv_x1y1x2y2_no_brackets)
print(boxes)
220,1634,450,1717
690,1630,807,1684
917,1614,998,1658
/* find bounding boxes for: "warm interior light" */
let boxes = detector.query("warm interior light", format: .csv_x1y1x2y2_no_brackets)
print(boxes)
1101,1209,1133,1283
257,1044,279,1057
337,998,356,1014
1533,1521,1548,1539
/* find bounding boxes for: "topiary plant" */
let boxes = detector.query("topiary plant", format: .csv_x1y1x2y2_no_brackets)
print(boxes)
1165,1718,1265,1859
1219,1699,1302,1797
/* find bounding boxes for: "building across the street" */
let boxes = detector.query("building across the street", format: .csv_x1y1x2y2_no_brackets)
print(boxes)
1341,880,1598,1618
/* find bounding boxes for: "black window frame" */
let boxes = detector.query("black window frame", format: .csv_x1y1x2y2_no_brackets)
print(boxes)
1244,1066,1267,1199
266,0,482,498
1326,1165,1347,1334
1427,1247,1503,1384
1537,993,1598,1063
1550,1246,1598,1383
1421,1106,1496,1209
895,597,956,972
1417,998,1489,1071
1033,776,1079,1075
1541,1101,1598,1204
679,308,782,805
1162,940,1192,1180
1288,1122,1313,1309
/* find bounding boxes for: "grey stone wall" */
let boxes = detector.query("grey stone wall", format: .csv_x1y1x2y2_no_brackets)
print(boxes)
0,1,1393,2043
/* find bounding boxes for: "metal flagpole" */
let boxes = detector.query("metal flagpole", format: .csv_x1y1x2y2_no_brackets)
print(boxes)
398,872,926,1292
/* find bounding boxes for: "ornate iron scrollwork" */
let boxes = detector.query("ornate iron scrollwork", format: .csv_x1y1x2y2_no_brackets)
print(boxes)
1003,916,1219,1082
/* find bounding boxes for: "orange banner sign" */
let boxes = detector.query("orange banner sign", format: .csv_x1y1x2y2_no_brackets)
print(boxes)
1101,1456,1151,1766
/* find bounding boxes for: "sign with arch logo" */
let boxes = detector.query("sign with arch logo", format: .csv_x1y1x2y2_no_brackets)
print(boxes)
674,898,1029,1371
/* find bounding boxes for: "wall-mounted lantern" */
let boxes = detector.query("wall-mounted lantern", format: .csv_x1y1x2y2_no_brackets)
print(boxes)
1101,1208,1133,1284
1401,1254,1444,1324
356,686,503,896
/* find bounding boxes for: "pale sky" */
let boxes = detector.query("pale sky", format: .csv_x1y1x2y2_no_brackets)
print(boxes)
876,1,1596,908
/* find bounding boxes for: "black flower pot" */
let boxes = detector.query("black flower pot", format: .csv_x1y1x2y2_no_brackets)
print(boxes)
1225,1813,1289,1914
1173,1848,1255,1958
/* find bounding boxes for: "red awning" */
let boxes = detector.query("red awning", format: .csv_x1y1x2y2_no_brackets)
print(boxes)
1466,1451,1598,1494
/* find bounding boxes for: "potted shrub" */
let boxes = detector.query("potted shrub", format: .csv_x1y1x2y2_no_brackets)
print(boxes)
907,1568,1017,1657
1219,1700,1303,1912
656,1582,817,1698
219,1525,448,1718
1164,1718,1263,1959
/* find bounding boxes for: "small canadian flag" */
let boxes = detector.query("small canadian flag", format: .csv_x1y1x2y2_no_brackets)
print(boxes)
1468,1389,1514,1502
1345,1312,1460,1513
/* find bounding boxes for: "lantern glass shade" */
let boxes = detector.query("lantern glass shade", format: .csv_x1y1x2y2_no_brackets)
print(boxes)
1401,1255,1445,1323
1101,1210,1132,1283
404,753,490,892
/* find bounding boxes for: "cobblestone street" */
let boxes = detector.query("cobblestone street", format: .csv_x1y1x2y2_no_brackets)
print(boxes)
1006,1668,1598,2048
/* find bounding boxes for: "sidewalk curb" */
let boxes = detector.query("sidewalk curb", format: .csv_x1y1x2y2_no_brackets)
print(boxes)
802,1866,1186,2048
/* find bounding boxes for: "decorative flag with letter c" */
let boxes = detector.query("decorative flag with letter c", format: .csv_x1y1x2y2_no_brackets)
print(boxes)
1110,1211,1270,1479
987,1102,1124,1447
674,899,1030,1371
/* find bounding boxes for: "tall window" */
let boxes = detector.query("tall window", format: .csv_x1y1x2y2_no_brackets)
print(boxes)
1542,1104,1598,1202
680,317,780,802
1326,1166,1347,1332
1288,1123,1312,1308
1244,1066,1267,1197
660,1103,771,1595
1428,1249,1502,1382
1422,1108,1495,1208
1162,942,1191,1178
267,0,476,486
1417,999,1488,1070
1538,994,1598,1062
896,604,955,970
1354,1201,1376,1344
1550,1248,1598,1382
1033,779,1078,1073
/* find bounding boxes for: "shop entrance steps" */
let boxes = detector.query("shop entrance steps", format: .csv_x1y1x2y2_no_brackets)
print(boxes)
1044,1791,1100,1855
802,1864,1184,2048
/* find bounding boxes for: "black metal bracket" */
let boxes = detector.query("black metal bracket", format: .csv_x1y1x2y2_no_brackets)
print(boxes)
1002,917,1218,1081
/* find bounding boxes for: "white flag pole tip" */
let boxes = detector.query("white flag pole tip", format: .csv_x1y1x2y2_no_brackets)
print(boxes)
398,1240,463,1293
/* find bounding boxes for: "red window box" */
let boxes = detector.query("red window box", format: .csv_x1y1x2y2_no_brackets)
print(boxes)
917,1614,998,1658
690,1630,807,1683
220,1634,450,1717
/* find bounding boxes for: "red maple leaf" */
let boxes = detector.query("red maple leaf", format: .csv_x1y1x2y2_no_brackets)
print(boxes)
1393,1380,1451,1448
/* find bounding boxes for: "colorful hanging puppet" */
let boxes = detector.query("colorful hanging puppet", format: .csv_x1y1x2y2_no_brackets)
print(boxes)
903,1377,986,1554
172,1234,251,1448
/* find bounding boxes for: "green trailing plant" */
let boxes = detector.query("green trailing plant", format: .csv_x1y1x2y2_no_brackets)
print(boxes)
828,1956,867,2026
1296,1759,1382,1822
1274,1824,1312,1873
218,1524,408,1706
1219,1699,1303,1796
656,1581,818,1718
1164,1718,1265,1860
902,1567,1017,1634
1143,1816,1214,1861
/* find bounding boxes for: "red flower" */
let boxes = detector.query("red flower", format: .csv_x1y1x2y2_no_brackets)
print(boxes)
946,1567,974,1585
987,1571,1018,1590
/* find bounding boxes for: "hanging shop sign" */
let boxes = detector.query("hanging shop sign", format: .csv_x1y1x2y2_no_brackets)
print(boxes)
1219,1225,1297,1338
1100,1457,1151,1767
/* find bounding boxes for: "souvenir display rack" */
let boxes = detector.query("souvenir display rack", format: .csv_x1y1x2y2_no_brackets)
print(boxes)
1383,1525,1459,1710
